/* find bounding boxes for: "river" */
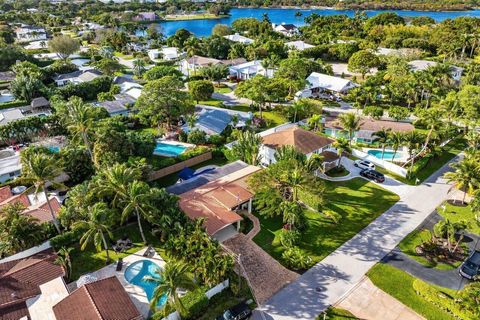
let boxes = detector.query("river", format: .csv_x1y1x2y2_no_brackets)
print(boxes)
147,7,480,37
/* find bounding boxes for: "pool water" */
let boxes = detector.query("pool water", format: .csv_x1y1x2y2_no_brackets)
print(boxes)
124,260,167,308
48,146,60,153
153,142,187,157
367,149,402,161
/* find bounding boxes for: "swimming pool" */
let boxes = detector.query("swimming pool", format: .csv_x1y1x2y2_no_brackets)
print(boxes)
153,142,187,157
367,149,403,161
124,260,167,308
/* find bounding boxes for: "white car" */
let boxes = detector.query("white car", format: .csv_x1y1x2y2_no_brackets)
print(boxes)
354,160,375,170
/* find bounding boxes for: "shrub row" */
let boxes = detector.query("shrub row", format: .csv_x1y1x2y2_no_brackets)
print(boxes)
49,228,84,250
0,100,27,110
180,288,209,319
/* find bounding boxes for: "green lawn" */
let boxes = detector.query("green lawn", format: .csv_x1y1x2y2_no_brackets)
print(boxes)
438,201,480,235
367,263,455,320
253,178,400,265
319,307,358,319
199,98,225,107
69,223,165,281
164,13,229,21
214,86,232,94
257,111,288,128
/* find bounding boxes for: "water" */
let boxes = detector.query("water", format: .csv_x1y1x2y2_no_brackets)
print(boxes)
0,93,14,103
148,8,480,37
48,146,60,153
153,142,187,157
124,260,167,307
368,149,402,161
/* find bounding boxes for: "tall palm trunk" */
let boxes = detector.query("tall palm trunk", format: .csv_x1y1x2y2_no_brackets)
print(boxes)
381,144,385,160
135,207,147,244
101,231,110,263
43,187,61,233
81,132,93,160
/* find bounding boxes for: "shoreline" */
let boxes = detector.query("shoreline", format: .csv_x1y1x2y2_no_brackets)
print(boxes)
231,5,473,12
163,13,230,22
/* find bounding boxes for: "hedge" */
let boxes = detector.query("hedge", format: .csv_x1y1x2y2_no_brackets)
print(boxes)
177,146,209,162
0,100,28,110
180,288,209,319
49,228,84,250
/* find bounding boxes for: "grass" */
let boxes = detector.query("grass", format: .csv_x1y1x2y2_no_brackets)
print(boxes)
257,111,288,128
438,201,480,235
69,223,165,281
319,307,358,319
325,166,350,178
199,98,225,107
253,178,399,265
164,13,229,21
214,86,232,94
367,263,456,320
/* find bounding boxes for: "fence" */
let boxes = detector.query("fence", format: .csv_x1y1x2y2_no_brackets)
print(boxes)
352,149,408,177
0,241,51,263
147,151,212,181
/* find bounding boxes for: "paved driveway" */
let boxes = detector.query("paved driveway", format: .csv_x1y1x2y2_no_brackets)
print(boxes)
252,155,461,320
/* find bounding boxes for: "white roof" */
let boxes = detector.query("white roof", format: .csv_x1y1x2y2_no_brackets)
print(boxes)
124,87,142,100
229,60,264,73
224,34,254,44
408,60,464,73
306,72,358,93
286,41,314,51
120,81,143,93
0,150,21,176
24,40,48,50
0,109,25,125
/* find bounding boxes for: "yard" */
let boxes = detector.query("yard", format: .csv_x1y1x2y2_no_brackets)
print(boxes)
438,201,479,235
253,178,400,265
367,263,455,320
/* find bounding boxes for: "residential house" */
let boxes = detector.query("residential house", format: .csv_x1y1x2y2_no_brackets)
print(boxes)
182,105,252,136
15,25,47,43
133,12,159,22
259,126,339,171
179,55,246,75
53,69,103,86
53,276,142,320
295,72,358,99
29,97,50,111
286,40,314,51
148,46,183,61
272,23,299,37
0,109,26,126
324,112,414,144
113,76,143,100
0,149,21,183
172,161,261,242
224,33,254,45
96,94,135,116
408,60,464,82
228,60,273,80
0,249,65,320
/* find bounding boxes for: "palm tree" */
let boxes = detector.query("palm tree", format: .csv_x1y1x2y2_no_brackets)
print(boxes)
307,114,322,131
230,114,239,128
231,130,262,166
133,59,146,77
147,261,197,316
184,37,200,76
332,138,351,168
20,150,63,233
445,158,480,204
73,202,114,264
55,247,73,281
65,97,94,161
338,113,361,146
121,181,153,244
373,128,391,160
94,163,142,206
433,219,468,253
419,107,443,150
185,114,198,130
290,101,304,123
389,131,404,160
403,131,423,170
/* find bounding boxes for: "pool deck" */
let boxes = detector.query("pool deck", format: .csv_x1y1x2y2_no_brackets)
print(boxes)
363,147,409,163
74,247,166,318
153,140,196,157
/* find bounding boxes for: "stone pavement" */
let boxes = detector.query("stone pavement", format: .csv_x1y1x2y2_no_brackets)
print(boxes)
252,154,462,320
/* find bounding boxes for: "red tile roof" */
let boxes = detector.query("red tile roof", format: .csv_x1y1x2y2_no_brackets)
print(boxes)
23,197,61,223
262,126,334,155
53,276,142,320
0,186,12,203
0,193,30,209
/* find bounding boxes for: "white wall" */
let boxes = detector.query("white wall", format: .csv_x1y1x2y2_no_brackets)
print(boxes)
0,241,51,263
352,149,408,177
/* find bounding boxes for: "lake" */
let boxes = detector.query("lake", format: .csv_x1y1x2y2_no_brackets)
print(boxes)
148,7,480,37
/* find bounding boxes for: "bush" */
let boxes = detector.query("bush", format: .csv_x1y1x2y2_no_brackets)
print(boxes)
50,228,84,250
180,288,209,319
298,189,323,212
57,76,112,101
279,229,300,248
187,129,207,145
363,106,384,119
282,246,313,270
207,134,225,146
323,209,342,224
0,100,28,110
178,146,210,161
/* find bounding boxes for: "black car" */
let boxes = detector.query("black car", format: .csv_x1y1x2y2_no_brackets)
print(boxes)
216,301,252,320
359,169,385,183
460,250,480,280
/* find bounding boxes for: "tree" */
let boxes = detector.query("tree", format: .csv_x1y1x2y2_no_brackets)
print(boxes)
332,138,351,168
457,282,480,317
389,131,404,161
10,75,44,102
388,106,410,121
231,130,262,166
55,247,73,281
185,114,198,130
132,59,146,77
20,150,64,233
433,219,468,253
212,24,232,37
373,128,391,160
403,131,423,170
418,107,443,150
234,75,270,116
445,157,480,204
348,50,380,78
135,76,194,129
199,64,228,84
73,202,114,264
93,58,122,76
307,114,322,131
121,181,154,244
338,113,361,146
188,80,214,103
64,97,96,162
147,261,197,316
143,65,182,81
48,35,80,61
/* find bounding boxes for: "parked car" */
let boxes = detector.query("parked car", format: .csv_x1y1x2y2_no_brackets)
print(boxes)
216,301,252,320
359,169,385,183
460,250,480,280
354,160,375,170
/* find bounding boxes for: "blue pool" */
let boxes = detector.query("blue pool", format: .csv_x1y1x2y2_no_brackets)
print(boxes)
368,150,402,161
153,142,187,157
48,146,60,153
124,260,167,308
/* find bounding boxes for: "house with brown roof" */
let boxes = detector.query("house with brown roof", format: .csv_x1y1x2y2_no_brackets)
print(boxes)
259,126,339,170
53,276,142,320
178,163,261,241
324,112,414,144
179,55,247,76
0,249,64,320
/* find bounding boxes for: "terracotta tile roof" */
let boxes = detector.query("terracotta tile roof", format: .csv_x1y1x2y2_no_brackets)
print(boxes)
53,276,142,320
262,126,334,155
0,249,64,319
320,150,340,163
0,301,29,320
0,193,30,209
325,113,414,132
179,165,261,236
0,186,12,203
23,197,61,223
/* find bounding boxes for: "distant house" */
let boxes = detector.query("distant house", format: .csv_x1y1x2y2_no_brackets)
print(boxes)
0,108,26,126
408,60,464,82
133,12,158,21
96,94,135,116
148,46,183,61
53,69,103,86
0,149,21,183
182,106,252,135
179,55,247,75
224,33,254,45
53,276,142,320
286,40,314,51
295,72,358,99
0,249,65,320
229,60,272,80
273,23,299,37
324,112,414,144
15,25,47,43
259,126,339,170
113,76,143,100
30,97,50,110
